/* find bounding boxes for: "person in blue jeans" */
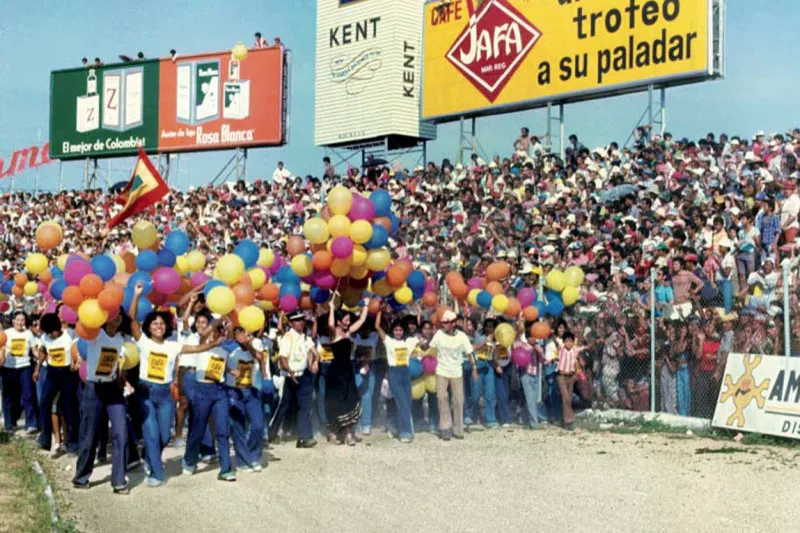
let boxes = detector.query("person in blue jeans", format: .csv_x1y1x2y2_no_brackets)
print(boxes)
130,284,221,487
493,340,513,427
225,328,266,471
470,320,498,428
411,321,438,432
375,310,415,443
353,327,378,435
1,312,39,432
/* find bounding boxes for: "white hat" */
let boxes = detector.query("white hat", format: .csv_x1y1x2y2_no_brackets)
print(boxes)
441,310,457,322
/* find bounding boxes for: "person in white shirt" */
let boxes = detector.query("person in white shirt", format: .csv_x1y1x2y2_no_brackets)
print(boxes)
72,313,130,494
429,310,473,440
375,309,417,443
1,311,39,432
174,298,207,448
225,327,267,471
253,31,268,48
272,161,292,186
34,313,79,456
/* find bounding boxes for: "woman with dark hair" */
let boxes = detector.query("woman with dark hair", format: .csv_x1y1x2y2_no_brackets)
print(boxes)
129,283,222,487
325,301,370,446
1,311,39,433
375,308,417,443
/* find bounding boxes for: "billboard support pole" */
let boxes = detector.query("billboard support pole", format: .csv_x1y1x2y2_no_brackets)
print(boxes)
423,141,427,167
58,161,63,192
660,88,667,136
558,104,565,161
471,118,476,153
243,149,248,182
457,116,465,165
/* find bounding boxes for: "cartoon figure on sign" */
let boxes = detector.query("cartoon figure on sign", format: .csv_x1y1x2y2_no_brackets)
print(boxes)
718,355,771,427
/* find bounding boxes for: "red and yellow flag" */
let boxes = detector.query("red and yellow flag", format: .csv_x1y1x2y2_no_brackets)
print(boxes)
108,147,169,229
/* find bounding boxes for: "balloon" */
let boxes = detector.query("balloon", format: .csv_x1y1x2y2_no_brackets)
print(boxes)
365,248,391,272
311,250,332,272
60,305,78,325
62,286,85,309
78,360,88,383
279,294,298,312
79,274,104,298
165,230,191,256
531,321,551,339
127,271,154,296
259,283,280,302
78,299,108,329
327,215,352,238
564,266,585,288
512,347,532,367
156,249,177,268
285,235,305,257
77,338,89,359
217,254,245,285
494,323,516,348
349,245,367,267
90,255,117,281
187,250,206,272
132,221,158,249
423,292,438,308
247,268,266,290
422,355,437,375
331,237,354,259
486,261,511,282
50,266,63,280
485,281,503,296
75,322,100,341
476,291,492,309
98,285,124,312
534,300,547,318
303,218,330,245
191,271,210,287
349,220,373,244
369,189,392,217
327,185,353,215
374,216,392,234
545,269,566,292
207,286,236,315
290,255,314,277
233,283,255,306
152,267,181,295
491,294,509,313
36,222,63,251
234,240,259,269
517,287,535,308
135,250,159,272
372,279,393,297
239,305,265,333
121,342,140,370
279,283,302,301
23,281,38,296
13,273,27,287
310,286,330,304
411,378,426,400
25,253,48,275
365,224,389,249
110,255,126,277
388,213,400,234
348,193,376,221
406,271,426,293
467,278,484,290
522,306,540,322
121,252,137,273
64,260,93,286
56,254,69,271
349,264,370,280
387,266,409,288
562,286,580,307
424,374,437,394
504,297,522,318
394,286,413,305
50,279,67,301
204,279,226,299
258,249,275,268
546,297,564,317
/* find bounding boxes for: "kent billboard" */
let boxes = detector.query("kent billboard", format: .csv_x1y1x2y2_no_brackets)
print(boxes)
49,46,287,159
422,0,724,122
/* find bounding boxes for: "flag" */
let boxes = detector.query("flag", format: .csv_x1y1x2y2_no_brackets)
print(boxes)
108,147,169,229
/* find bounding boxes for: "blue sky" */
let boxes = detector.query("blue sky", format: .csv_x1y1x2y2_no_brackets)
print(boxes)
1,0,798,192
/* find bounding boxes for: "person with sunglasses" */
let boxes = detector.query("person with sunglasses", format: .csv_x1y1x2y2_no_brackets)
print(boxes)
429,311,473,441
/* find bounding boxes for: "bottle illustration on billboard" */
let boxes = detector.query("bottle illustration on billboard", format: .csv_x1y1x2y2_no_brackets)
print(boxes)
76,68,100,133
223,58,250,120
102,67,144,132
176,60,220,125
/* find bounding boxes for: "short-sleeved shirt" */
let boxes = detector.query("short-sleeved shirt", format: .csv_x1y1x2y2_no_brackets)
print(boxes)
3,328,35,369
278,329,314,374
353,333,379,363
384,337,418,367
430,330,473,378
41,331,74,368
194,346,229,384
137,336,182,385
179,331,200,368
86,331,125,383
226,346,256,388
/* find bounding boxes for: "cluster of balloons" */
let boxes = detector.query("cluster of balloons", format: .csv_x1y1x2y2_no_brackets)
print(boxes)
410,354,437,400
543,265,585,310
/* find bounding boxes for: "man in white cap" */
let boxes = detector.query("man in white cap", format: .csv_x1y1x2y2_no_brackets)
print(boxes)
429,311,472,440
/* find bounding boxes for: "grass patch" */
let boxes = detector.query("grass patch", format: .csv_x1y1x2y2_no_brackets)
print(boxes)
695,447,754,455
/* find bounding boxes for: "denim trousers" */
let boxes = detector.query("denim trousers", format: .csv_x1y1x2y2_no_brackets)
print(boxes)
355,363,375,431
387,366,413,439
315,362,331,430
494,366,512,424
471,361,497,426
184,381,232,474
1,366,37,431
227,387,265,467
137,381,175,481
676,366,691,417
38,366,79,452
73,382,127,489
272,371,314,441
520,373,541,426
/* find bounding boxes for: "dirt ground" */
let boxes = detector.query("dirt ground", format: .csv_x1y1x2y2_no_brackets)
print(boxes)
53,426,800,533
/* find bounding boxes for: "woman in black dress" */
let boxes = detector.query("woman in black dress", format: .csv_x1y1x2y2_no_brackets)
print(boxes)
325,300,370,446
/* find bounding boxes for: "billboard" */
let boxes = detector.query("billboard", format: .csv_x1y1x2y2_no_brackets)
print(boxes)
315,0,436,147
49,47,287,159
713,354,800,441
422,0,723,122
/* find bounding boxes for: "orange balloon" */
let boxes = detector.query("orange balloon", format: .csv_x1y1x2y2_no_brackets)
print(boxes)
486,281,503,296
233,282,255,305
386,266,407,288
39,270,53,285
286,236,305,257
367,299,382,315
395,259,413,277
486,261,511,282
0,329,6,346
179,278,193,294
14,273,27,287
300,294,314,310
76,322,100,341
12,286,23,297
450,282,469,301
259,283,279,302
121,252,137,274
36,224,63,251
504,297,521,318
313,250,333,271
522,306,540,322
530,321,551,340
422,292,438,308
62,286,85,309
374,217,392,233
79,274,104,298
98,285,124,312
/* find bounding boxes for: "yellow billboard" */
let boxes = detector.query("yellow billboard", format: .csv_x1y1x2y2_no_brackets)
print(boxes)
422,0,719,121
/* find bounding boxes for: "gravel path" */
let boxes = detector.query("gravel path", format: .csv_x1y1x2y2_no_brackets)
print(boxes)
55,427,800,532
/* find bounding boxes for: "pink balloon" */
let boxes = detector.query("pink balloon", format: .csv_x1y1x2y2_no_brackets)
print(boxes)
512,347,532,368
348,194,376,222
152,267,181,295
191,271,210,288
78,360,88,383
422,355,437,375
37,281,48,294
43,291,53,302
330,237,354,259
279,294,298,312
314,271,337,290
63,260,93,286
44,301,58,314
0,302,9,313
60,306,78,325
424,279,437,293
467,278,484,290
517,288,535,308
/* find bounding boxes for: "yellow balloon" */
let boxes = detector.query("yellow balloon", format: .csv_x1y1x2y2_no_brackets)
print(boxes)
291,255,314,277
492,294,509,313
330,258,351,278
372,279,393,297
424,374,437,394
303,218,330,244
258,249,275,268
342,288,362,308
350,220,373,244
366,248,391,272
132,221,158,249
562,286,580,306
564,266,585,288
327,186,353,216
231,41,248,62
207,286,236,315
327,215,352,238
248,268,266,290
349,264,370,280
78,299,108,329
350,245,368,267
257,300,275,311
468,289,480,307
494,323,516,348
57,254,69,270
216,254,245,285
23,281,38,296
187,250,206,272
412,378,427,400
121,342,140,370
25,253,48,275
175,255,190,276
545,269,566,292
394,286,413,305
111,255,125,276
239,305,265,333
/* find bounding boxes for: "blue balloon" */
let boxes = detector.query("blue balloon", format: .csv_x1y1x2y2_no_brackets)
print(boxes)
544,289,562,303
371,270,386,282
365,224,389,249
534,300,547,317
164,230,190,256
546,298,564,317
411,286,425,301
388,213,400,235
234,240,259,269
388,297,405,312
135,250,159,272
369,189,392,217
50,279,67,301
279,283,302,300
135,299,153,322
157,249,177,268
203,279,226,298
127,271,153,296
276,265,300,285
406,271,426,292
90,255,117,282
1,280,13,295
50,266,63,280
310,286,330,304
122,288,135,311
409,357,424,380
77,339,89,360
477,290,492,309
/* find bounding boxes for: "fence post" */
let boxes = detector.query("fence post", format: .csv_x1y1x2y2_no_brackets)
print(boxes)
650,267,656,413
783,261,791,357
537,273,546,403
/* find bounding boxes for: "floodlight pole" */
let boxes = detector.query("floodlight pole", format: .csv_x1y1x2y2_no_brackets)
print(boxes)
546,102,565,159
